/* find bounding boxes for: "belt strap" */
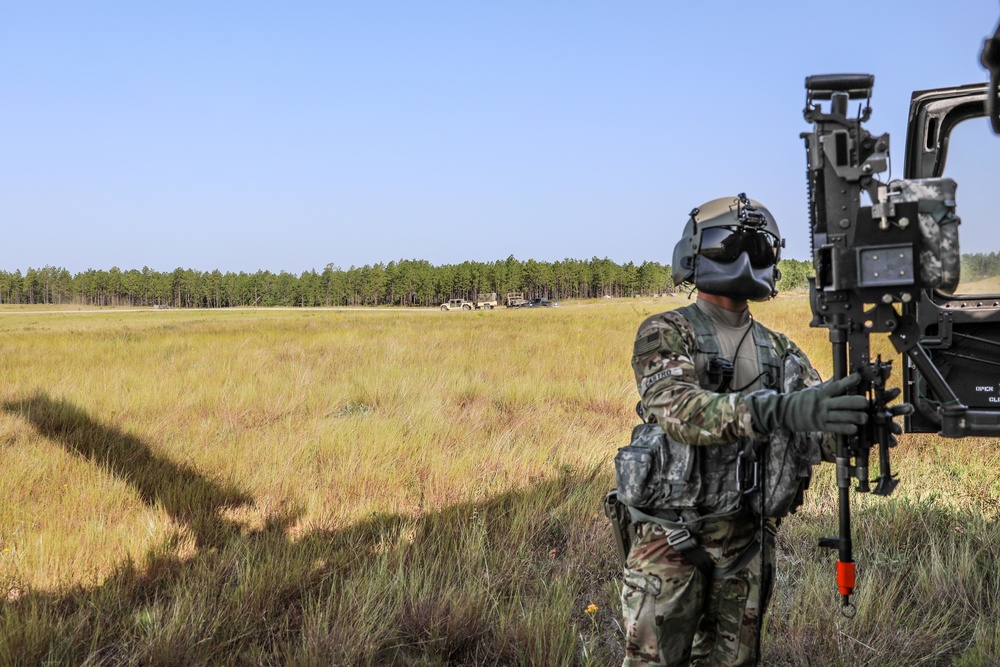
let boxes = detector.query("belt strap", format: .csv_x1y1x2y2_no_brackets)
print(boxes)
627,505,742,530
627,505,689,530
666,526,716,577
628,506,767,580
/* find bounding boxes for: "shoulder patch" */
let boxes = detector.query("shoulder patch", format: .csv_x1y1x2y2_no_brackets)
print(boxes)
639,367,683,396
634,330,663,356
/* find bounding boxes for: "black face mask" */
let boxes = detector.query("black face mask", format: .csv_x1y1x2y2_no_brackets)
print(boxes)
694,251,776,301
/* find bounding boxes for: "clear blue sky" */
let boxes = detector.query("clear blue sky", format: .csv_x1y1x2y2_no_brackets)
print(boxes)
2,2,998,274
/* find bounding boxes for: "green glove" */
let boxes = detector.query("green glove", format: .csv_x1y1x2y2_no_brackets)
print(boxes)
745,373,869,435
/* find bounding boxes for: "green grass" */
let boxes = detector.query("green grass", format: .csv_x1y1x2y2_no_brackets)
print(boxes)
0,298,996,665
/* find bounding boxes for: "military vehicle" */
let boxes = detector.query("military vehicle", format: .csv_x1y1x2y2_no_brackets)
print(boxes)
439,299,474,311
475,292,499,309
505,292,527,307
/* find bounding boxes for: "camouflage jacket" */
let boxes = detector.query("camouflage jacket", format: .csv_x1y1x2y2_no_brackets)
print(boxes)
632,303,825,447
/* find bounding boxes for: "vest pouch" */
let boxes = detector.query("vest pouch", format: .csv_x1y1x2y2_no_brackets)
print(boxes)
661,432,695,492
748,352,824,518
748,428,819,518
614,423,699,509
652,431,700,510
614,423,664,507
696,442,742,515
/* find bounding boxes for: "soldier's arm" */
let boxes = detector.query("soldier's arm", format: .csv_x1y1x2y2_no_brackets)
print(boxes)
632,311,767,446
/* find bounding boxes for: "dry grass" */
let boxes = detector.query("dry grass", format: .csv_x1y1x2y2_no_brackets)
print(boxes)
0,297,996,665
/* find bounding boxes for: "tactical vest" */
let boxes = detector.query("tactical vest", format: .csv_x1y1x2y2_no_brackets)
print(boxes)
615,303,820,522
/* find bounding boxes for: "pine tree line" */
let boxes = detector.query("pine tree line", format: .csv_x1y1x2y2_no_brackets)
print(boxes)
0,257,858,308
960,252,1000,282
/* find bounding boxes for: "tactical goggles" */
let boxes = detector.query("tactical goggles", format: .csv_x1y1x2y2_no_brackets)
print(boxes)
698,225,780,268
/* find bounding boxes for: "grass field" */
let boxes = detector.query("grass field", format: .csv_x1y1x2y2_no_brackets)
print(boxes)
0,297,996,666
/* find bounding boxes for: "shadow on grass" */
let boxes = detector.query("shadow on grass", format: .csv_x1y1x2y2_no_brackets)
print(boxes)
3,393,998,666
0,392,623,666
2,392,259,548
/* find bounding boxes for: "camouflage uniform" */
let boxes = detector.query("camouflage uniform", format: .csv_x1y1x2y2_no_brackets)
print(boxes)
622,517,772,666
621,300,826,667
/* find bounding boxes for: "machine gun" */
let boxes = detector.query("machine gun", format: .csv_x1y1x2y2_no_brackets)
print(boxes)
802,54,1000,612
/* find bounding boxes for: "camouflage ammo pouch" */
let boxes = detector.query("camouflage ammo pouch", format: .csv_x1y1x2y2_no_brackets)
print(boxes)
613,421,695,510
746,352,824,519
744,428,820,518
882,178,960,293
614,421,746,519
612,424,660,508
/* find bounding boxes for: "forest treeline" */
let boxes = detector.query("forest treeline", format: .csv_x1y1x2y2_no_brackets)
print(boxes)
0,257,851,308
959,252,1000,282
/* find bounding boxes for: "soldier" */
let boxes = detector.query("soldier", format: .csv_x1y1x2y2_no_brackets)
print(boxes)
619,194,908,666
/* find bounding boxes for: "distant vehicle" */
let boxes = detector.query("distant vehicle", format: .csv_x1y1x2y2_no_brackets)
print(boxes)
440,299,474,311
440,293,498,311
521,298,560,308
505,292,527,308
474,292,498,310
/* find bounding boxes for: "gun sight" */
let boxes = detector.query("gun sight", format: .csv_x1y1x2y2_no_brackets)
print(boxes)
805,74,874,101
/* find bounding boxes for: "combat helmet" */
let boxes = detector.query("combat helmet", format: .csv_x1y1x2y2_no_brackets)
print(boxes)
671,193,784,300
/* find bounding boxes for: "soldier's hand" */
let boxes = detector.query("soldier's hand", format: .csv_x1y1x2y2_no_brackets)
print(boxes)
746,373,870,435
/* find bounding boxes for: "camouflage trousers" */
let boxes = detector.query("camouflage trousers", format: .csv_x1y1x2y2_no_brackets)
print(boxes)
620,515,774,667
